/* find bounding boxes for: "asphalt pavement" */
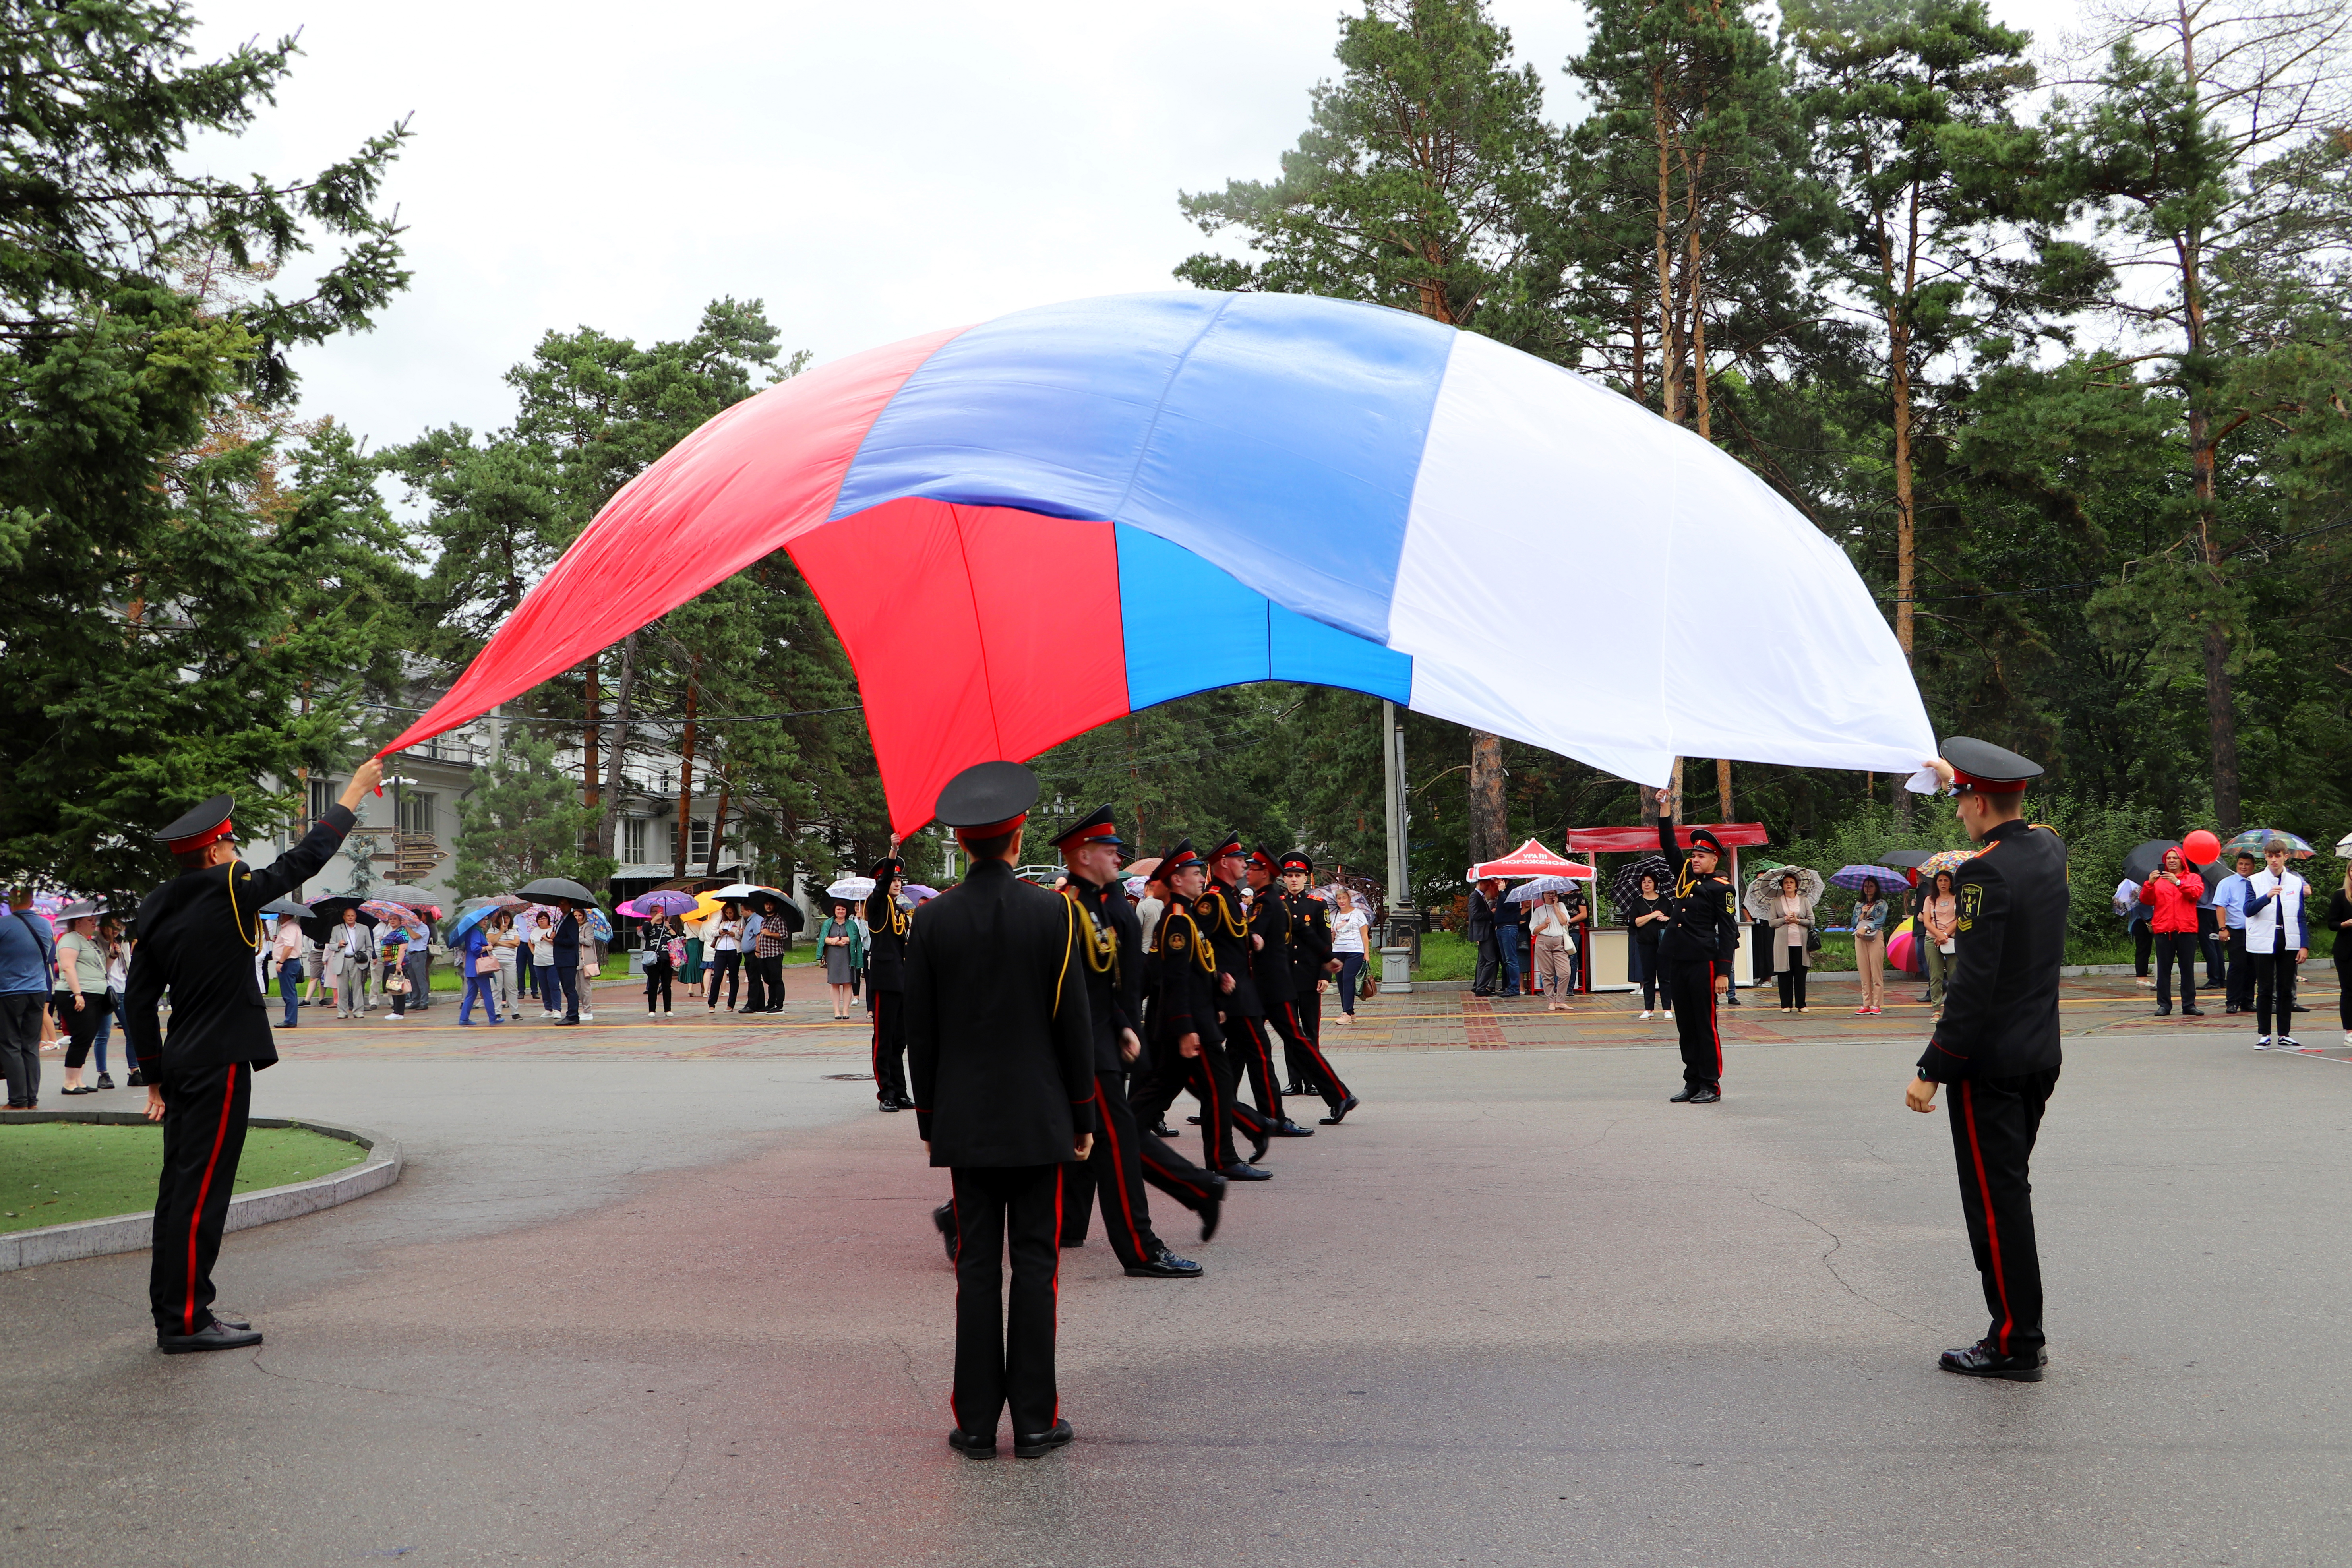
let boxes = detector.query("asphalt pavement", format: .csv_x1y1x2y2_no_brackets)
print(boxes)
4,976,2348,1566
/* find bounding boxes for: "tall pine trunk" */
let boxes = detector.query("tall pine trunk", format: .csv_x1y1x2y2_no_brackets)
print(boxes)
596,633,638,859
672,657,700,877
1468,729,1507,862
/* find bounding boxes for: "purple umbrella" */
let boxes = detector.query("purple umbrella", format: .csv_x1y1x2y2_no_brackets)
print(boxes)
1829,865,1907,892
633,889,703,916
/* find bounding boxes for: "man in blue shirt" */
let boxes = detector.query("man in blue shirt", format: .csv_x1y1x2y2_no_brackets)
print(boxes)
2,886,58,1107
2210,851,2258,1014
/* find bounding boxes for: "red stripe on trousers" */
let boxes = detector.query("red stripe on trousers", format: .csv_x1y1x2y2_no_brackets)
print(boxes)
1285,1002,1351,1098
1706,963,1722,1077
1959,1082,2014,1353
1094,1083,1146,1258
1050,1166,1063,1423
186,1064,238,1334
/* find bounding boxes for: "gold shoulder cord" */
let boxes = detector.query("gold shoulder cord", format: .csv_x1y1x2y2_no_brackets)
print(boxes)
1054,898,1075,1012
227,867,261,953
1061,887,1116,975
882,897,909,939
1203,887,1247,938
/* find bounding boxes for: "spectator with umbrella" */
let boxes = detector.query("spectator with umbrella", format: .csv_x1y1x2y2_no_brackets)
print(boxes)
819,899,864,1019
263,898,309,1032
704,900,745,1012
516,877,600,1025
1748,867,1823,1012
1527,885,1580,1011
1614,858,1674,1019
1835,866,1903,1016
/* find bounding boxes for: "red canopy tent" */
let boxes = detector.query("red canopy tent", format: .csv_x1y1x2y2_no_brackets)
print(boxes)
1466,839,1594,881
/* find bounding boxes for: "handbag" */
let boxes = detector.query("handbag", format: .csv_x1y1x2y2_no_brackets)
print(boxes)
1806,927,1823,954
1358,966,1381,1000
473,954,499,976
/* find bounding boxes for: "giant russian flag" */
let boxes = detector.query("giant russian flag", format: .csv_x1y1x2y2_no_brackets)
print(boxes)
379,292,1935,834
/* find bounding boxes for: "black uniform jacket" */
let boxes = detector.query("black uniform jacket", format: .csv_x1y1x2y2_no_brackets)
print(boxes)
125,805,357,1078
905,858,1096,1167
1194,879,1262,1018
1655,815,1739,964
1146,895,1223,1048
1246,886,1296,1007
1285,890,1334,992
1918,818,2068,1084
1065,873,1144,1074
1467,889,1500,943
865,885,910,991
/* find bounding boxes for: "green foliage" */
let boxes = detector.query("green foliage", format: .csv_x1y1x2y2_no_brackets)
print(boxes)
450,734,614,898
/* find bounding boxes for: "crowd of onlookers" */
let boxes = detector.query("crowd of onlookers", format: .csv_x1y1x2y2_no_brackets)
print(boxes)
2116,840,2352,1049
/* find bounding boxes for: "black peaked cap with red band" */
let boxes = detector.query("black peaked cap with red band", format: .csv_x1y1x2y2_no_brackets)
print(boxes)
935,759,1040,838
1207,833,1246,863
155,793,236,855
1688,828,1726,856
1053,804,1124,850
1248,846,1281,871
869,855,904,881
1158,838,1205,875
1942,735,2042,796
1278,850,1315,875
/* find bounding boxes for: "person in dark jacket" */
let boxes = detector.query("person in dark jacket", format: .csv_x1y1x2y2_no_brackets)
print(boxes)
1127,842,1269,1183
548,902,583,1024
1468,879,1503,995
1907,738,2066,1382
1651,793,1741,1103
1188,838,1279,1153
125,759,381,1352
1047,805,1213,1274
908,762,1096,1459
866,857,913,1110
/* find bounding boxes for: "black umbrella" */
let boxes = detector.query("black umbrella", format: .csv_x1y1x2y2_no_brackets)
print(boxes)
1611,854,1674,914
260,896,313,918
299,896,378,944
2121,839,2183,883
1879,849,1936,870
744,888,805,930
516,876,599,906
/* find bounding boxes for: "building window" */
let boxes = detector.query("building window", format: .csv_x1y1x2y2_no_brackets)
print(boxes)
623,817,647,863
308,777,335,825
688,817,712,863
397,791,436,835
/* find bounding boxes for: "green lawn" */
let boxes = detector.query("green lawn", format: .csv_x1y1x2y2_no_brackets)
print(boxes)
424,953,825,992
0,1122,365,1233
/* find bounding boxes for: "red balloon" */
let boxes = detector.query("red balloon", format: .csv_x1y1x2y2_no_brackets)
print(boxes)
2184,829,2221,864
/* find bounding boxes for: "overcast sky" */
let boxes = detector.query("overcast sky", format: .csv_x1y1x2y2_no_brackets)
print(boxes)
188,0,2071,456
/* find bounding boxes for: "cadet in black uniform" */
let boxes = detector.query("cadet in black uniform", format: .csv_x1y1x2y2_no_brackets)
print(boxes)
1652,790,1740,1103
1198,836,1292,1141
1239,847,1317,1136
1274,850,1360,1124
1907,738,2067,1382
125,759,381,1352
865,856,914,1111
908,761,1096,1458
1127,842,1272,1182
1049,807,1217,1273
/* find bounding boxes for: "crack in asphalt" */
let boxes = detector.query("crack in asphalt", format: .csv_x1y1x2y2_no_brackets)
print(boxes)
1747,1188,1926,1327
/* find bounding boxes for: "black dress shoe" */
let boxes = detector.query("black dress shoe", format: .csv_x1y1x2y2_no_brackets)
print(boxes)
158,1320,263,1354
1687,1085,1721,1104
1125,1248,1203,1278
1285,1081,1307,1096
2182,1006,2205,1016
1939,1340,2046,1381
893,1095,916,1110
947,1428,997,1457
1152,1121,1176,1138
878,1099,901,1112
1014,1418,1074,1457
1247,1126,1272,1164
1669,1084,1699,1103
932,1202,958,1264
125,1071,145,1087
209,1312,251,1330
2155,1006,2172,1016
1318,1095,1359,1126
1268,1118,1315,1137
1724,993,1742,1006
1199,1183,1225,1241
1185,1114,1202,1125
2292,1002,2311,1012
1220,1161,1273,1181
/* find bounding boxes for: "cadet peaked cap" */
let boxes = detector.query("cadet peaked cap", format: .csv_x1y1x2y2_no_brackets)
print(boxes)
1158,838,1205,875
1688,828,1726,856
1248,846,1282,871
934,760,1039,837
1053,805,1125,850
1941,736,2042,796
869,855,904,881
1278,849,1315,875
156,794,236,854
1207,833,1247,862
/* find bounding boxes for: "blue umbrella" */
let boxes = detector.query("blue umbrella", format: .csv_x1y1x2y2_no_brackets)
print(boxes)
1830,864,1907,892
